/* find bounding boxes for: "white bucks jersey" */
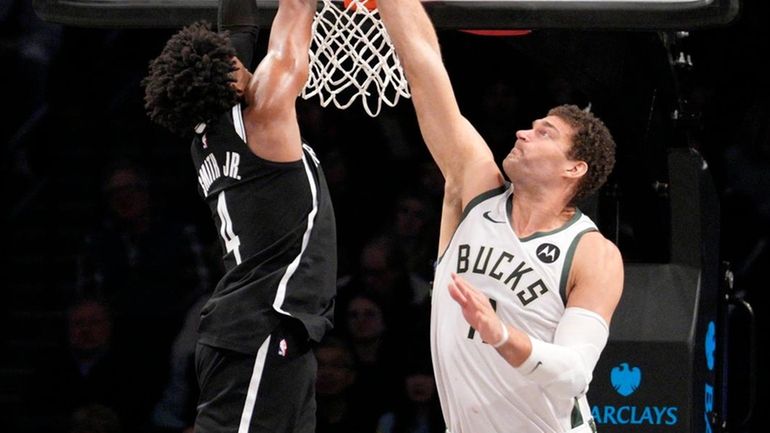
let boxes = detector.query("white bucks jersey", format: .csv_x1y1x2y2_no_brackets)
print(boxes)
431,185,597,433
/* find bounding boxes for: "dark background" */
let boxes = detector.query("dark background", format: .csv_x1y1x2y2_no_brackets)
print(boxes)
1,0,767,432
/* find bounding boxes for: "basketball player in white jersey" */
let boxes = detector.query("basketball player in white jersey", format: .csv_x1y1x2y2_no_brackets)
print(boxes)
377,2,624,432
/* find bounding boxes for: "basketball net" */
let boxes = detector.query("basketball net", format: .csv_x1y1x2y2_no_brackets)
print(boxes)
302,0,411,117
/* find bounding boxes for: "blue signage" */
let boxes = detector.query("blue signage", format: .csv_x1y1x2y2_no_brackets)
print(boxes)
593,362,680,427
592,405,679,425
705,321,716,371
610,362,641,397
703,320,716,433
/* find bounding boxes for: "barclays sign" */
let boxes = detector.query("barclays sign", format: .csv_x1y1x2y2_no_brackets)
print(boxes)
705,321,716,370
592,362,681,427
611,362,641,396
703,320,716,433
592,405,679,425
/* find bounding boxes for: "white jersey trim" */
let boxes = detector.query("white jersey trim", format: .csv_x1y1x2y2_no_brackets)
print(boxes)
272,149,319,315
558,227,598,303
232,104,246,143
238,335,271,433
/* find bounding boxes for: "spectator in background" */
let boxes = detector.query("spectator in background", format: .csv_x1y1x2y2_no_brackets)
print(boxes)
320,145,357,277
150,239,224,433
150,295,209,433
388,191,437,283
345,293,389,367
77,160,210,320
376,349,444,433
315,335,369,433
23,300,136,433
342,293,402,431
338,235,429,332
69,404,123,433
75,159,211,429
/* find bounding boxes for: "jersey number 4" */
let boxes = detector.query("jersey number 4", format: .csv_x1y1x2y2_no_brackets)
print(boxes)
217,192,242,264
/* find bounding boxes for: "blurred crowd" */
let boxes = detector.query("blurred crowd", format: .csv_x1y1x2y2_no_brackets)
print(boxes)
2,0,769,432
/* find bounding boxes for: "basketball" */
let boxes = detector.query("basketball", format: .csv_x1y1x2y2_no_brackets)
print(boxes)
343,0,377,11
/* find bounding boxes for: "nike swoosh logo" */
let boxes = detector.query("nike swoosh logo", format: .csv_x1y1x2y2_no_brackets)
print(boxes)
483,211,506,224
528,361,543,375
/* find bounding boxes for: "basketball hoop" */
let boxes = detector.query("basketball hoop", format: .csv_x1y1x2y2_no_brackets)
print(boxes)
302,0,411,117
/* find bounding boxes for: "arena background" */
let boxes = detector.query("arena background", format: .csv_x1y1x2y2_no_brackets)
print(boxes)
1,1,766,432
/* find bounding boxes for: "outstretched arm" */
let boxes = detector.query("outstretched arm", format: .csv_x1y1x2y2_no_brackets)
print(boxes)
378,0,503,253
244,0,317,162
218,0,260,69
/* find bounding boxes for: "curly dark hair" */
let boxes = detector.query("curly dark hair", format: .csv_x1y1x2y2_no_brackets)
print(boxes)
142,21,238,136
548,104,616,204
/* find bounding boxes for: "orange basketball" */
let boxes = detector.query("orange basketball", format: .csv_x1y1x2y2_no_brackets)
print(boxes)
343,0,377,11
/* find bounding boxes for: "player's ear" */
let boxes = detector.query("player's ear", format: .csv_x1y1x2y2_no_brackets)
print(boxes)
565,160,587,179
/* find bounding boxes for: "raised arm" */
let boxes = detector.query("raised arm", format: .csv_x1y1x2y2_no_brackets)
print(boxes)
378,0,503,252
377,0,495,182
218,0,260,69
244,0,317,161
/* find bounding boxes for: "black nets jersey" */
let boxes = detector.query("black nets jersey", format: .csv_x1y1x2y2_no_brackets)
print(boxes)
190,104,337,354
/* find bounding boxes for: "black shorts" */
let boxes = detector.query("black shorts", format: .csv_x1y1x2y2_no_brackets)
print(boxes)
194,318,317,433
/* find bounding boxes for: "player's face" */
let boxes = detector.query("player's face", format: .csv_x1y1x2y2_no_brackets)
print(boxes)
503,115,576,183
315,347,355,395
230,57,250,98
105,168,149,221
346,297,385,342
405,373,436,403
68,302,111,353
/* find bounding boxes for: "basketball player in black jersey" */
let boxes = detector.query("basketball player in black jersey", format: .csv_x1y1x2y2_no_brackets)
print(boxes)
142,0,337,432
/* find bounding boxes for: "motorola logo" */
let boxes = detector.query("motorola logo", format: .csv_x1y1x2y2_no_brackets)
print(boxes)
536,243,560,263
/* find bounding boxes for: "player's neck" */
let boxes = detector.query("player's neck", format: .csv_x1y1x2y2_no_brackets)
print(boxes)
510,188,574,238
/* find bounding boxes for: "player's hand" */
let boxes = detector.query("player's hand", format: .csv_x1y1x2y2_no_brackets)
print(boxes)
448,273,505,346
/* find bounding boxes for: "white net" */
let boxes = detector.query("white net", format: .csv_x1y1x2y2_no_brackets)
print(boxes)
301,0,411,117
